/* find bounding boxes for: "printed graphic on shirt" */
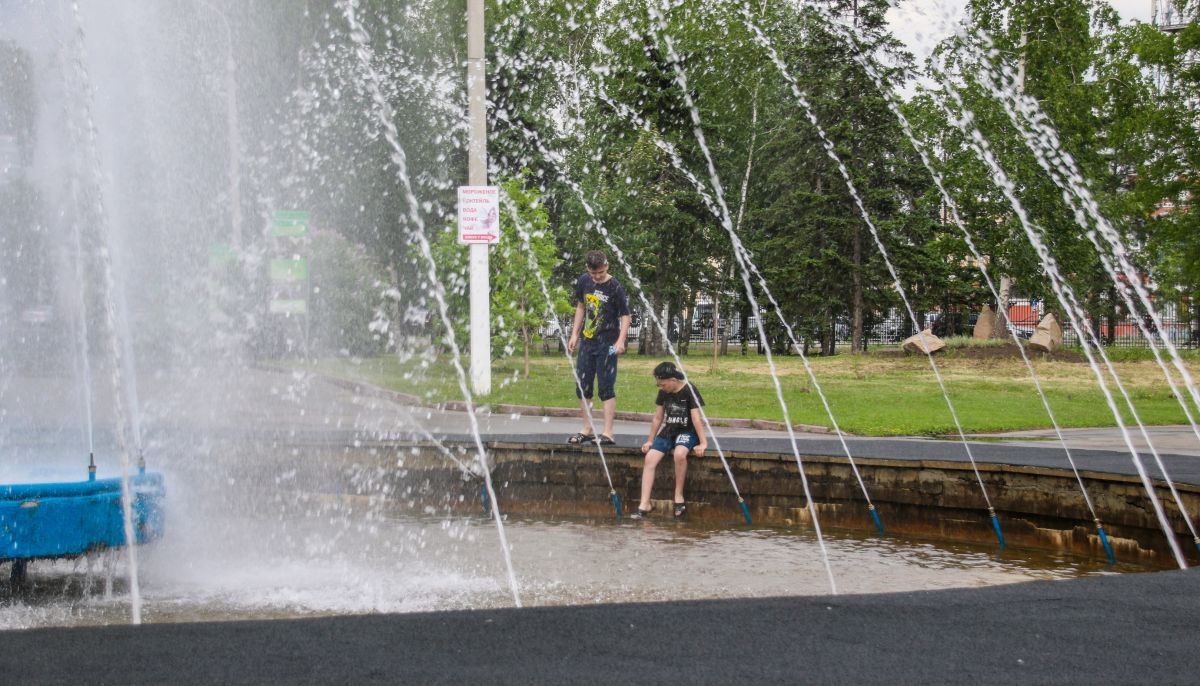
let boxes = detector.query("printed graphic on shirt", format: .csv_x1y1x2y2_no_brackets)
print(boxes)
583,291,608,339
574,273,629,342
664,400,690,427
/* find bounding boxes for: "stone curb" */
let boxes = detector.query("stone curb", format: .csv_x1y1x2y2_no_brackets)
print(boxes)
257,363,837,435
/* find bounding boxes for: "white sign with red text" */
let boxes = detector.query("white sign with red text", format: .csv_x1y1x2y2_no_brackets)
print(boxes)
457,186,500,245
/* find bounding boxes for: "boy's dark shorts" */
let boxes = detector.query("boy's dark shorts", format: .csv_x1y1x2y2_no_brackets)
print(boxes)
649,432,699,455
575,338,618,401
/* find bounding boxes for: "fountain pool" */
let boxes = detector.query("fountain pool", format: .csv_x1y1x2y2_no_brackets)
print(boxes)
0,505,1146,631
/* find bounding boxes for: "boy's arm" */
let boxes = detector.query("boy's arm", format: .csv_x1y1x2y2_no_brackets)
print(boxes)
642,406,665,453
567,301,585,353
615,313,631,354
690,407,707,457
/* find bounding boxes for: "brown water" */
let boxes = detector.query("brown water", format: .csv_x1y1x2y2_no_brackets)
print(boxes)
0,511,1145,631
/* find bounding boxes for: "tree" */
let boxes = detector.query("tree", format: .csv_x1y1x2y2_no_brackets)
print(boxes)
746,0,931,354
430,176,567,377
1111,8,1200,336
919,0,1134,336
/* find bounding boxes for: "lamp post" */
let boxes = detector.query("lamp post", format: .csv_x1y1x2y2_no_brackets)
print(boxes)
195,0,243,249
467,0,490,395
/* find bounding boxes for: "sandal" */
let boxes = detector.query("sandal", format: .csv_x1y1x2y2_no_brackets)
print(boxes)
596,435,616,446
567,432,596,445
629,505,654,520
673,502,687,518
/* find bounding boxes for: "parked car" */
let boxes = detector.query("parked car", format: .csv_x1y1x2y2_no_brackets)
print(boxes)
1007,324,1034,340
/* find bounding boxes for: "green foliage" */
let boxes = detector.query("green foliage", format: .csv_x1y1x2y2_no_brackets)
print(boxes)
745,0,931,352
430,176,567,369
1116,10,1200,313
308,229,392,356
910,0,1200,340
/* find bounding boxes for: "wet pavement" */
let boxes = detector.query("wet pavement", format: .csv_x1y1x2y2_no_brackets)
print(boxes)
3,366,1198,682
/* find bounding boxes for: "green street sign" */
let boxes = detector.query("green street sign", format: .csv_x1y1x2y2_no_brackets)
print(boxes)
208,243,236,269
269,299,308,315
272,210,309,237
270,257,308,282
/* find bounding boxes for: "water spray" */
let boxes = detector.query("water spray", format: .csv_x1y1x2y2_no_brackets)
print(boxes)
495,182,623,519
740,6,1002,549
805,3,1116,554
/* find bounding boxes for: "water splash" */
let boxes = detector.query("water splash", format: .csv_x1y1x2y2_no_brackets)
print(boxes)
338,0,521,607
925,54,1189,568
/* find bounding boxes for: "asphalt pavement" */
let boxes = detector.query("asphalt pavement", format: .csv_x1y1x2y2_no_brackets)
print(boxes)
1,568,1195,684
3,367,1199,683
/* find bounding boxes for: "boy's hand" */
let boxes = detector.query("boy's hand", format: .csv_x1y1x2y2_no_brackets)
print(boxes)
615,339,627,354
567,334,578,354
641,441,651,454
692,443,707,458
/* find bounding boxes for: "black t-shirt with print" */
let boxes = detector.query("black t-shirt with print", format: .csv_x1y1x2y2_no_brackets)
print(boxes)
573,273,631,344
655,383,705,438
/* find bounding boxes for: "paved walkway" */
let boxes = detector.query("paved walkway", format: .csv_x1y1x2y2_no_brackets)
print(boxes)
4,367,1199,682
970,424,1200,457
4,367,1197,483
1,568,1195,684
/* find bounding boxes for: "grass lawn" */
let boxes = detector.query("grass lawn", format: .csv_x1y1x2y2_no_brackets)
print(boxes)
295,343,1200,437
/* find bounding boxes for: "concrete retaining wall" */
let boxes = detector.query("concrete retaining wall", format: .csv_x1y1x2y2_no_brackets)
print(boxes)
222,439,1200,568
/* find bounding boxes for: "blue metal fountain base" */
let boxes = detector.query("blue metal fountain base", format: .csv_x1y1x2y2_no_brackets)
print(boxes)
0,473,165,561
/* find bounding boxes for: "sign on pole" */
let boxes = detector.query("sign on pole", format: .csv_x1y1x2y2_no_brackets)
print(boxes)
269,257,309,282
457,186,500,245
269,299,308,315
272,210,309,237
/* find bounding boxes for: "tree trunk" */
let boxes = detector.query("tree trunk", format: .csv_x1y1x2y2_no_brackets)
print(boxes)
824,310,837,356
1106,286,1118,345
851,224,864,352
734,307,744,357
680,290,695,356
1192,302,1200,346
993,275,1013,339
521,322,531,378
711,291,721,372
646,295,665,356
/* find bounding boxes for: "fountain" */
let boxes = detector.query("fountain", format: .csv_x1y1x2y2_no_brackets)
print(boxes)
0,0,1196,655
0,462,165,589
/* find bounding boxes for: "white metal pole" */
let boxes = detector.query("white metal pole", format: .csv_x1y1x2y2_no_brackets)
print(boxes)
197,0,241,248
467,0,490,395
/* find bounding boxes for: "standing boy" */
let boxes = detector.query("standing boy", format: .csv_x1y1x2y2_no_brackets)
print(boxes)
566,250,631,445
632,361,707,519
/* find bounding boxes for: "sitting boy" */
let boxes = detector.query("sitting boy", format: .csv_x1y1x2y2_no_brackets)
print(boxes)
631,361,708,519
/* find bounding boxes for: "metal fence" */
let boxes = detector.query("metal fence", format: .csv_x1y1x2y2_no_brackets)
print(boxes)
621,298,1199,349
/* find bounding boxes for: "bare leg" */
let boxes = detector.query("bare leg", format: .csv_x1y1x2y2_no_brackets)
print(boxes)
601,397,616,438
578,397,596,436
639,450,665,510
672,447,689,503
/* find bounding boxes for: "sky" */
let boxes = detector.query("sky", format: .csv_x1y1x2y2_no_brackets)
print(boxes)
891,0,1155,61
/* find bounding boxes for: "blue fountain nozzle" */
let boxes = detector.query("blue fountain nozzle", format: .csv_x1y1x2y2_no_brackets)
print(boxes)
988,507,1006,549
88,452,96,482
137,451,146,476
611,491,622,518
1095,520,1116,565
868,503,885,536
739,497,752,525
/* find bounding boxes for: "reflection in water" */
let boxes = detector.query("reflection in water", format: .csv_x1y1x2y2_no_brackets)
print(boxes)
1,511,1140,631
